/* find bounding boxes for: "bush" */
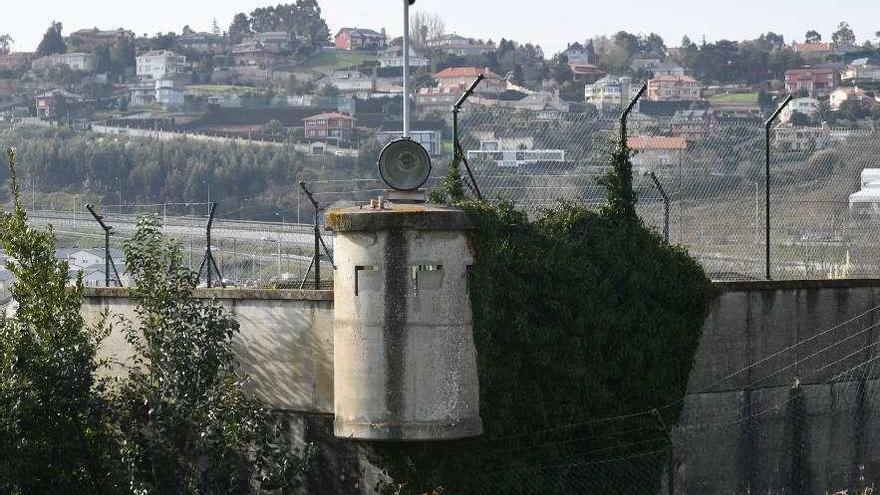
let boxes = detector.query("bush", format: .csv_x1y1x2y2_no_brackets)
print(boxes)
367,139,714,493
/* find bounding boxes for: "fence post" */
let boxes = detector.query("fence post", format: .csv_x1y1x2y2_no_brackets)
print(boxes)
619,84,648,146
85,204,122,287
452,75,485,199
197,202,224,288
764,95,793,280
650,172,670,241
300,181,322,289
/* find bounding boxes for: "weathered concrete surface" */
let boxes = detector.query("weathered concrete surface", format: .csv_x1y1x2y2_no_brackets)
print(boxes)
329,205,482,441
81,288,335,413
675,279,880,495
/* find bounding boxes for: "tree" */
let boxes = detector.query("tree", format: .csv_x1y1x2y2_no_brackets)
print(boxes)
0,34,12,55
228,13,251,44
410,11,445,46
317,83,339,97
832,21,856,47
212,18,221,35
151,31,177,50
789,110,812,126
805,30,822,44
263,119,285,135
115,216,311,493
109,36,135,74
511,63,525,86
36,21,66,56
0,148,123,494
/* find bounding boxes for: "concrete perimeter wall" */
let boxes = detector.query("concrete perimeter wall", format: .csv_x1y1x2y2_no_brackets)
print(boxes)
82,279,880,494
676,279,880,495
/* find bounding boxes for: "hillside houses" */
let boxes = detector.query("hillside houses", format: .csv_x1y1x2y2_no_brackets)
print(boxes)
31,52,97,72
426,34,492,57
379,46,429,68
647,75,700,101
335,28,386,51
585,75,639,112
435,67,505,93
784,66,837,96
841,58,880,86
136,50,186,80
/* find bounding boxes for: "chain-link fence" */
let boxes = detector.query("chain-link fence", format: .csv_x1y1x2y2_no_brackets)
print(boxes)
455,96,880,281
24,202,334,289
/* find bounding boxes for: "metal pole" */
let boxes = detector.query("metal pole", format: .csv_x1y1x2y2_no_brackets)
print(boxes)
619,84,648,145
650,172,670,241
764,95,793,280
402,0,411,138
86,204,113,287
452,75,486,200
300,181,322,289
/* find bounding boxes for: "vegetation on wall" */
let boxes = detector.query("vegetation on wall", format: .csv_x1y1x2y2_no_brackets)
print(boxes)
370,140,714,493
0,147,311,493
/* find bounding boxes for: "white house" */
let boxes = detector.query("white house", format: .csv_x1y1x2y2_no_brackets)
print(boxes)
780,97,819,123
378,46,429,68
31,52,97,72
155,79,185,107
841,58,880,85
585,75,638,112
136,50,186,80
317,69,375,94
377,130,443,155
829,86,869,110
425,34,492,56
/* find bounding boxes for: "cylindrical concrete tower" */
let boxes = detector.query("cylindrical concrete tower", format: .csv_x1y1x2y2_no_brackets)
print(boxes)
326,203,482,441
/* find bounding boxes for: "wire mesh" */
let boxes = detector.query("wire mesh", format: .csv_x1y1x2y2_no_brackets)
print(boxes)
456,97,880,281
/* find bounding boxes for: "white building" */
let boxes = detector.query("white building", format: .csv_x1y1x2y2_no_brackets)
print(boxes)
155,79,185,107
317,69,375,94
425,34,492,57
585,75,637,112
378,46,429,68
136,50,186,80
31,52,97,72
849,169,880,216
841,58,880,86
779,97,819,123
377,130,443,155
829,86,869,110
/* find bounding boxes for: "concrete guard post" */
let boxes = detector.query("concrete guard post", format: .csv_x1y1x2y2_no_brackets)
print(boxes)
326,203,483,441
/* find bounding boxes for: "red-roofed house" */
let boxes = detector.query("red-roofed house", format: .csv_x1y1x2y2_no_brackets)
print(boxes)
303,112,355,141
434,67,504,93
647,75,700,101
569,63,605,84
792,42,834,55
629,136,687,171
784,67,837,97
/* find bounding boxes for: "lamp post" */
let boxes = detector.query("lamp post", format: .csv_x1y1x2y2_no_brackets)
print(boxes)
402,0,416,138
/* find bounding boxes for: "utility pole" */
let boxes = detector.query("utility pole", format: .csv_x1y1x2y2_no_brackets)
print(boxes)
402,0,413,138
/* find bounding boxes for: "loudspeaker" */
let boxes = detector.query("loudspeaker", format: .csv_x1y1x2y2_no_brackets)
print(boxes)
378,138,432,191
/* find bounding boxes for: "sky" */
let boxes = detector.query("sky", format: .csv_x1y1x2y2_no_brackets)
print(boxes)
2,0,879,56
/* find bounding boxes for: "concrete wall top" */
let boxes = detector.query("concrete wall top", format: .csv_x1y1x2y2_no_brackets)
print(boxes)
83,287,333,301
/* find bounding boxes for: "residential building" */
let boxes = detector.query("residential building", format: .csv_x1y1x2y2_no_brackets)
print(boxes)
232,41,272,66
155,79,184,107
779,97,819,123
426,34,492,57
31,52,98,72
136,50,186,80
378,46,429,68
670,109,717,140
628,136,687,172
792,42,834,55
784,67,837,96
317,69,375,94
129,83,155,106
506,91,570,113
178,32,225,53
68,28,134,50
841,58,880,86
34,89,86,120
377,130,443,155
652,63,686,77
434,67,504,93
647,75,700,101
334,28,386,51
562,44,592,64
249,31,293,53
773,125,831,152
416,86,463,116
569,63,605,84
0,52,32,71
585,76,637,112
303,112,355,141
830,86,870,110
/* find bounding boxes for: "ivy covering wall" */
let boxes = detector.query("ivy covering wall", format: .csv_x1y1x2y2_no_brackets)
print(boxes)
368,142,714,493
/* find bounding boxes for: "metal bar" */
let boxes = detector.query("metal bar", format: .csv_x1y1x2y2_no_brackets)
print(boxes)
85,204,113,287
451,75,486,200
402,0,411,137
453,74,485,111
764,95,793,280
619,84,648,144
649,172,670,241
206,202,216,287
299,181,322,289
